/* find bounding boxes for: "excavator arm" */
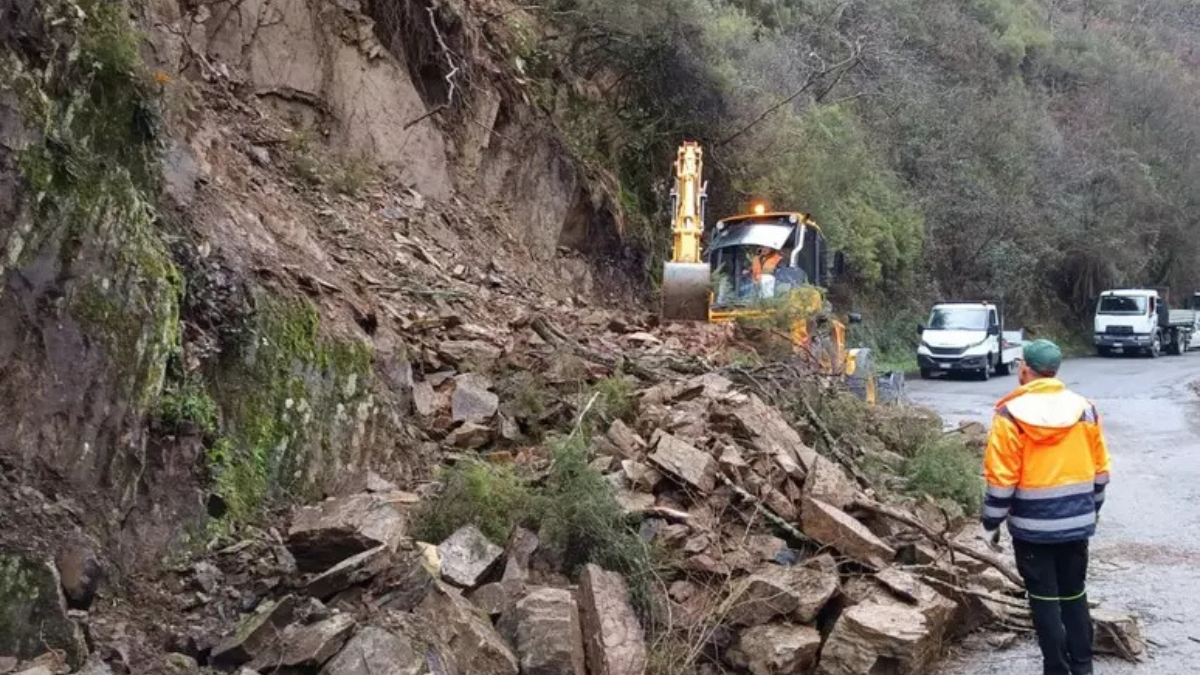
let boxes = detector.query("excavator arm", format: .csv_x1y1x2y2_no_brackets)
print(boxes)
661,142,713,320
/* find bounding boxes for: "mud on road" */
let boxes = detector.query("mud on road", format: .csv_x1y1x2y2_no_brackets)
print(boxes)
909,355,1200,675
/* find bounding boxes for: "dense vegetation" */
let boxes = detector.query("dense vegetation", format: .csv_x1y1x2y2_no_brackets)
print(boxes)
525,0,1200,355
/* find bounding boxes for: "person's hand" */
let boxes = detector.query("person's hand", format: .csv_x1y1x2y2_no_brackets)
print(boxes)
981,527,1003,552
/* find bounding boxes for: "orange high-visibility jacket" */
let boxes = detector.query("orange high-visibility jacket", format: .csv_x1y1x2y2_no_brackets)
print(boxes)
982,378,1111,543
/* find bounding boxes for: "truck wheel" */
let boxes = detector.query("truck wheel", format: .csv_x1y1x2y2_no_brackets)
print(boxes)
977,355,992,381
1148,336,1161,358
920,368,933,380
1170,332,1185,356
995,359,1011,376
1097,346,1111,357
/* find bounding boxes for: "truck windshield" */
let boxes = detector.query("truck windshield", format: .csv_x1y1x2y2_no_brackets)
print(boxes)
1098,296,1146,315
928,307,988,331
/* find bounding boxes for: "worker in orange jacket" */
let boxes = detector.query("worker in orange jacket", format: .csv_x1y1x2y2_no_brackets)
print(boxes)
982,339,1111,675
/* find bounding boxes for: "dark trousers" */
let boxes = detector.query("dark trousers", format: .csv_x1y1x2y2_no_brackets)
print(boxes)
1012,538,1093,675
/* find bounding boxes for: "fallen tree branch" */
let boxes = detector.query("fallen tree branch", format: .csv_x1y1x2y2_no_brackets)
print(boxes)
716,472,813,545
853,499,1025,588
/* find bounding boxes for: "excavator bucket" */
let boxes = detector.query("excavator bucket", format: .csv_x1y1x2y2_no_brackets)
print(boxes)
661,261,711,321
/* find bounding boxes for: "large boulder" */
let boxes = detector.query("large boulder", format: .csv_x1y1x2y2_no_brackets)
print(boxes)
0,553,88,668
438,525,504,589
320,626,425,675
499,588,586,675
817,584,956,675
415,582,518,675
800,497,895,567
727,624,822,675
577,565,647,675
721,559,840,627
287,494,409,572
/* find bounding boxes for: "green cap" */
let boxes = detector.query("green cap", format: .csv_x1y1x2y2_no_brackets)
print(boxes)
1023,339,1062,375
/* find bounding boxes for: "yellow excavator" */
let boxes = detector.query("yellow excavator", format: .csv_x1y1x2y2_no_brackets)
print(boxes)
661,141,880,404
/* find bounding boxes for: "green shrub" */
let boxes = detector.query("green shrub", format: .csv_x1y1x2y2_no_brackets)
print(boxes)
589,375,636,426
539,433,652,606
412,461,544,544
903,436,983,513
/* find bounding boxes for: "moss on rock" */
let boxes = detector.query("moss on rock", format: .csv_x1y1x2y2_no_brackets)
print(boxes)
0,554,88,668
207,294,376,525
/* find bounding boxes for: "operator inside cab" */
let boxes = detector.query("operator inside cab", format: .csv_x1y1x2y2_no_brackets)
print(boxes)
752,248,784,299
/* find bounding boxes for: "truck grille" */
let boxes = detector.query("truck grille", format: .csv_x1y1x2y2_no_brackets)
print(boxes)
1105,325,1134,335
927,346,964,356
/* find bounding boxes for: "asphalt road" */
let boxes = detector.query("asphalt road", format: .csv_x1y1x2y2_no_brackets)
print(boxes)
907,354,1200,675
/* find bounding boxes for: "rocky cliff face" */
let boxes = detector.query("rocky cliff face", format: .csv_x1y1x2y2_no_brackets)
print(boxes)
0,0,628,578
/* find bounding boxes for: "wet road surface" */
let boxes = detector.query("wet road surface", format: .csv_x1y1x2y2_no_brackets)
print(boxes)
907,355,1200,675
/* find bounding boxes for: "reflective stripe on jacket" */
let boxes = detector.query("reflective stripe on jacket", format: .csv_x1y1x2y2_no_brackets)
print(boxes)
982,378,1112,543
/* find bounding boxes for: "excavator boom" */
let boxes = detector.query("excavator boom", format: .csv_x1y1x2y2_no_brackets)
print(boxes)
661,142,712,321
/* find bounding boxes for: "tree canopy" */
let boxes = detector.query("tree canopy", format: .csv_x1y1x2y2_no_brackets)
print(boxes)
527,0,1200,327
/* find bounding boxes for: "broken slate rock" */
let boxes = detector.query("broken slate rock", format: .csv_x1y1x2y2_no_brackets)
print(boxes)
817,591,955,675
716,394,818,473
578,565,647,675
621,460,663,492
502,528,539,583
438,525,504,589
649,433,716,493
439,340,503,369
306,545,392,600
0,553,88,667
211,595,298,667
447,422,493,449
288,494,408,572
499,588,586,675
721,560,840,627
415,582,519,675
320,626,424,675
469,579,524,618
727,624,821,675
250,613,356,670
452,373,500,424
1093,609,1146,660
606,420,646,457
803,455,858,509
412,381,439,417
801,496,895,567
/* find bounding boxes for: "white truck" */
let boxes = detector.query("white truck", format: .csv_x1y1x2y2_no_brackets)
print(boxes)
1093,288,1198,357
917,302,1024,381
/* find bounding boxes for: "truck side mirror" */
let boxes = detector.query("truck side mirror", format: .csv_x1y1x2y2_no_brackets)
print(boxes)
988,324,1000,336
847,312,862,324
917,323,926,334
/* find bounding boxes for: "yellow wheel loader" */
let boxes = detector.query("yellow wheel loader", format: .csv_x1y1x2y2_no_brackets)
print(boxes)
660,142,882,405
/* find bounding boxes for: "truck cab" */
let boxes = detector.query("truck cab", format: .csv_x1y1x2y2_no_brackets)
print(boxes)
1094,288,1196,357
917,302,1022,381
